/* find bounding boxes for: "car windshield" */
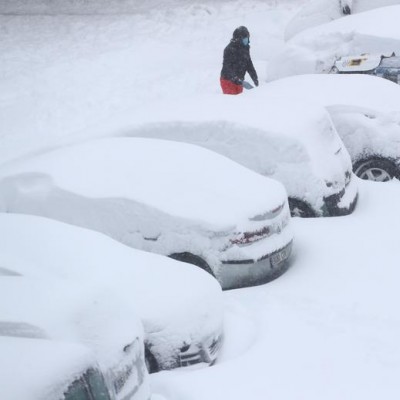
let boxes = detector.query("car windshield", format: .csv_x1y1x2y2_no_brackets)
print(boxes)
64,378,91,400
86,369,112,400
379,57,400,68
63,369,112,400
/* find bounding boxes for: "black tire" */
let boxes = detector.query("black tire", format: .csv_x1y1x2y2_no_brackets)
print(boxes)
288,198,317,218
145,347,159,374
342,5,351,15
169,252,214,277
353,157,398,182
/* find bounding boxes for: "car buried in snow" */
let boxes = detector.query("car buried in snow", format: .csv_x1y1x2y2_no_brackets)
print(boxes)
262,73,400,182
0,275,150,400
122,96,358,218
0,137,293,290
0,336,116,400
0,213,224,373
284,0,400,41
268,4,400,82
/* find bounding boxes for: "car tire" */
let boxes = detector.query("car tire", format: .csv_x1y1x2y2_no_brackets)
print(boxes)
169,252,215,277
342,5,351,15
353,157,398,182
288,198,316,218
145,347,159,374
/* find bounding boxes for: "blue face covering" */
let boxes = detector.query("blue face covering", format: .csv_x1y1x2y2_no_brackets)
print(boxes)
242,37,249,46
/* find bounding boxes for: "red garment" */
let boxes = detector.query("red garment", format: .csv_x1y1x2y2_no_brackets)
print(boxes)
220,78,243,95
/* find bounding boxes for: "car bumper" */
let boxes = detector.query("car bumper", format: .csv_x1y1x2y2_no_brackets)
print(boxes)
322,174,358,216
217,240,293,290
178,333,223,368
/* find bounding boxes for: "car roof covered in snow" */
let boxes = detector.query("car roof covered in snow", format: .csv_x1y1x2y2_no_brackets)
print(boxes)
0,336,95,400
0,137,286,230
291,4,400,44
132,93,337,146
125,93,349,187
263,73,400,115
0,276,143,368
285,0,400,41
269,5,400,81
0,213,223,341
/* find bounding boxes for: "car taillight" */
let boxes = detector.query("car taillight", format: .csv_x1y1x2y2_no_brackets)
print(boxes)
230,226,271,245
345,171,352,186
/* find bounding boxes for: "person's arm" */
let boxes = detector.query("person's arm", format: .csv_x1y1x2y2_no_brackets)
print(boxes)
247,56,258,86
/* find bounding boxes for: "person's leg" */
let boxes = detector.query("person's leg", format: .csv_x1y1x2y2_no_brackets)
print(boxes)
220,78,243,95
235,83,243,94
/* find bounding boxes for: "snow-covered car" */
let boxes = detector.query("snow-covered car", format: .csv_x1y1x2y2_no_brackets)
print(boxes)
269,5,400,81
0,137,293,289
0,275,150,400
330,52,400,84
122,95,358,218
0,213,224,373
263,73,400,181
284,0,400,41
0,336,115,400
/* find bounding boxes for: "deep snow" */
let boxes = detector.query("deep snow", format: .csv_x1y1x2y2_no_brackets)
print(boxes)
2,1,400,400
269,5,400,80
0,0,305,166
151,179,400,400
285,0,400,40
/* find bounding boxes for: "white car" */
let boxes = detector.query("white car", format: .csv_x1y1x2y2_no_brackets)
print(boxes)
0,336,115,400
284,0,400,40
0,213,223,373
0,275,150,400
122,95,358,218
269,5,400,82
0,137,293,289
263,73,400,181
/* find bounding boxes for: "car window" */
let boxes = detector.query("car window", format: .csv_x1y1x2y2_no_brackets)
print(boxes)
86,369,112,400
63,378,91,400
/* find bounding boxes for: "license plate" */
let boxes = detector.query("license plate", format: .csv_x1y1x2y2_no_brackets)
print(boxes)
271,248,289,266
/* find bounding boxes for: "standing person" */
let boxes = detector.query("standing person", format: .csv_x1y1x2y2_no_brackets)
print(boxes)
220,26,259,95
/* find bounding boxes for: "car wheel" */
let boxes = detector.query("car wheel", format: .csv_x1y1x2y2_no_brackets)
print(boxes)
145,347,159,374
353,158,398,182
169,252,215,277
342,5,351,15
288,198,316,218
329,66,339,74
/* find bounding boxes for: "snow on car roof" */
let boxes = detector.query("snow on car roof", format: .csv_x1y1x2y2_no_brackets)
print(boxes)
285,0,400,41
128,93,349,184
0,276,143,368
133,93,336,145
292,5,400,44
269,5,400,81
0,213,223,340
0,336,94,400
261,74,400,164
264,74,400,114
0,137,286,230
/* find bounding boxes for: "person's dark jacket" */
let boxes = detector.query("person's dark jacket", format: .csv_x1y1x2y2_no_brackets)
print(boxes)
220,39,258,86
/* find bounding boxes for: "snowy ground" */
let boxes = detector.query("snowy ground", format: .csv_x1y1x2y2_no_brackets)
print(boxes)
1,1,400,399
151,179,400,400
0,0,304,166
